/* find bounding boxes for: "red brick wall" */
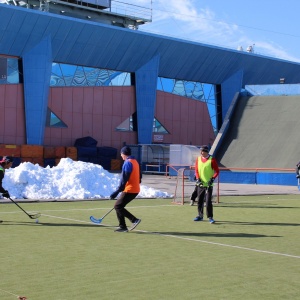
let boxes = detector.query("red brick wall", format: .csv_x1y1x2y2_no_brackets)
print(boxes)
155,91,215,146
0,85,215,149
45,86,138,148
0,84,26,145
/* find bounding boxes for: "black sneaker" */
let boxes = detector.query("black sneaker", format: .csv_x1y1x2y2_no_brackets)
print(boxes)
130,219,141,231
114,227,128,232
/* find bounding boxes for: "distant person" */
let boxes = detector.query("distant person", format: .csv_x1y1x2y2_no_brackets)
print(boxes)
193,146,219,224
0,156,14,223
110,146,142,232
189,181,197,206
296,161,300,179
189,171,198,206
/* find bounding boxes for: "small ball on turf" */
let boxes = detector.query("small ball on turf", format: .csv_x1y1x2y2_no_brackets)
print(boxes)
35,219,39,223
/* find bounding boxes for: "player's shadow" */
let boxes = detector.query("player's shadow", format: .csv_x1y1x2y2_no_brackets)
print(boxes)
217,204,300,209
0,220,114,227
216,220,300,227
141,231,280,238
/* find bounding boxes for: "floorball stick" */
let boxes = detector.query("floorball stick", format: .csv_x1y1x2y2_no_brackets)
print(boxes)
8,197,41,219
90,207,114,224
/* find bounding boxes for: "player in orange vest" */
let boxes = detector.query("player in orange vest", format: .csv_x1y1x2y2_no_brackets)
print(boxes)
110,146,142,232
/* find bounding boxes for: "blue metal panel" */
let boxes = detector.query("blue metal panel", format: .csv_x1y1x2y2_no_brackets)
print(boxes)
28,17,51,35
19,13,40,34
257,172,296,186
2,4,300,87
44,18,63,38
221,70,243,119
23,36,52,145
0,6,12,30
135,55,160,144
220,170,296,186
219,171,256,184
3,4,300,147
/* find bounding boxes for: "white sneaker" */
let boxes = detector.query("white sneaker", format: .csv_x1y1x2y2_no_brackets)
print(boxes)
190,200,195,206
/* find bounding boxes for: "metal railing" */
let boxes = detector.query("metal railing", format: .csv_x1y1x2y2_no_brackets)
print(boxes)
110,0,152,21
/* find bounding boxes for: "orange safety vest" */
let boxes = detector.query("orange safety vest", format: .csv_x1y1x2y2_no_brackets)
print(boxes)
124,158,140,193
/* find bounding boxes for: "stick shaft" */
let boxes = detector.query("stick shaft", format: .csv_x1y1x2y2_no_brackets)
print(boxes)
8,197,32,217
8,197,40,219
101,207,114,219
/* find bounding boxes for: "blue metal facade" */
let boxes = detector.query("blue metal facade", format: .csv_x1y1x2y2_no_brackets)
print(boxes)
23,36,52,144
221,70,244,120
135,55,160,144
2,4,300,144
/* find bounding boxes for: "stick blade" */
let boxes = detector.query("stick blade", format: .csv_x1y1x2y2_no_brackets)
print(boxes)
29,213,41,219
90,215,102,224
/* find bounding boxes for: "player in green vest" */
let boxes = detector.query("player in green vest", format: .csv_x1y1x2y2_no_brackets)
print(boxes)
193,146,219,224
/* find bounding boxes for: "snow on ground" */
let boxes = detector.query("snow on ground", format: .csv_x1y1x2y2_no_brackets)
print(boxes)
3,158,172,200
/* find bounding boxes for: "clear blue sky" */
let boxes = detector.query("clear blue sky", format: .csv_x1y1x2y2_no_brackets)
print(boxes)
124,0,300,63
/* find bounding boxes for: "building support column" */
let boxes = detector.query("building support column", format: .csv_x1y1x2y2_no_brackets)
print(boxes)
221,69,244,121
135,55,160,144
22,36,52,145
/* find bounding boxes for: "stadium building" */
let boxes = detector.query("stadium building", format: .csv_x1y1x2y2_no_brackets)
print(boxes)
1,0,300,180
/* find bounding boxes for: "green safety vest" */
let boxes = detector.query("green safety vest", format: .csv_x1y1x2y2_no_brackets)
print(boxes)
197,156,214,187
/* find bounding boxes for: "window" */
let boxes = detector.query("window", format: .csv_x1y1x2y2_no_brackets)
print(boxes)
46,108,68,128
116,113,169,134
50,63,131,87
0,57,20,84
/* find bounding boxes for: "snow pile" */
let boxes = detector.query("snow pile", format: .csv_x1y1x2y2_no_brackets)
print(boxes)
3,158,171,200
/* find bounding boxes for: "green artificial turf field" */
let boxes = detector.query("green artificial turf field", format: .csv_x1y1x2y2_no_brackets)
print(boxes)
0,195,299,300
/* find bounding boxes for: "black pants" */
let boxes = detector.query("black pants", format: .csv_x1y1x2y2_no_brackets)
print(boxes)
196,186,213,218
190,185,197,201
114,192,139,229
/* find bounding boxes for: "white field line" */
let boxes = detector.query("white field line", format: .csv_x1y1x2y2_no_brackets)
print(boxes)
218,198,300,204
1,197,299,215
0,204,176,214
39,211,300,260
143,231,300,259
42,213,95,224
1,196,299,215
26,197,300,213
